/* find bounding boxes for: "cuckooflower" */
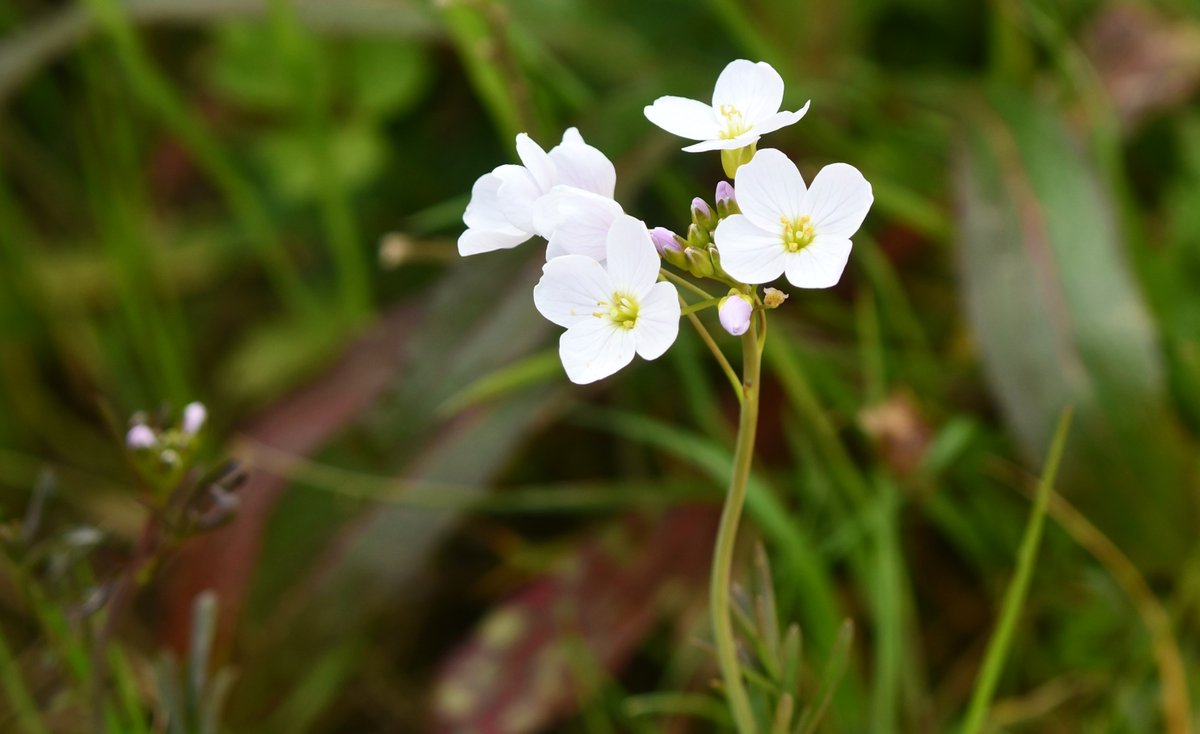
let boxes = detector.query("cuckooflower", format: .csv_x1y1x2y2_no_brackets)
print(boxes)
458,128,616,256
714,149,872,288
533,215,681,384
643,60,810,153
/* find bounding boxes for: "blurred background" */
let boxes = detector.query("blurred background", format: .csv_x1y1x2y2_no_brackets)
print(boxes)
1,0,1200,731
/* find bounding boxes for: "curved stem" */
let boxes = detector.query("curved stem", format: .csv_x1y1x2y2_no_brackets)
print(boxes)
711,318,762,733
684,310,742,404
660,268,715,300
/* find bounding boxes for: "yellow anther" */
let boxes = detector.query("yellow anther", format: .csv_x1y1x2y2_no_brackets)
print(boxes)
780,214,815,252
601,291,639,328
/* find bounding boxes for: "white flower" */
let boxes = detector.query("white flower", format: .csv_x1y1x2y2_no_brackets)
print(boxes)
533,215,681,384
715,149,872,288
643,60,810,153
458,128,616,256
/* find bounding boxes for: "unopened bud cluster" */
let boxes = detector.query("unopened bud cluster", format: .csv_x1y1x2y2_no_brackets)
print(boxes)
655,180,742,281
125,401,207,489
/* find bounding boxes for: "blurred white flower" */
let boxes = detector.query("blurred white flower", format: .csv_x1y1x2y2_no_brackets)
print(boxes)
126,424,157,449
182,401,207,435
644,60,810,153
715,149,872,288
533,215,681,384
458,129,616,257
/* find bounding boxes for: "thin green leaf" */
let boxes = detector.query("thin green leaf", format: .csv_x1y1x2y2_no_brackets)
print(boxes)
796,620,854,734
959,408,1073,734
437,348,561,417
623,692,731,725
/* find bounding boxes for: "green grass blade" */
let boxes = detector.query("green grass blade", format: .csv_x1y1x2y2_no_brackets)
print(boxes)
437,348,561,417
959,408,1073,734
437,2,526,142
869,477,903,734
624,692,730,726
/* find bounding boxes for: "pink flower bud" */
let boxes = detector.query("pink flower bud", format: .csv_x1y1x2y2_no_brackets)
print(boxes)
686,196,710,225
719,294,753,336
126,424,157,450
715,180,735,206
649,227,683,256
715,180,740,217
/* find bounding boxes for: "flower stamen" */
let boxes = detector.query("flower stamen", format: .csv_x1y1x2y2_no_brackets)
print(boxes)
597,293,640,329
718,104,750,139
780,215,815,252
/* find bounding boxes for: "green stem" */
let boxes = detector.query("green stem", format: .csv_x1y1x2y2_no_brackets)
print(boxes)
711,319,763,734
684,310,742,404
660,268,715,300
681,296,722,316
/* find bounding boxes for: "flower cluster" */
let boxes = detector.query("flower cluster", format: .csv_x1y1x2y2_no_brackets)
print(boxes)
458,60,873,384
126,402,207,487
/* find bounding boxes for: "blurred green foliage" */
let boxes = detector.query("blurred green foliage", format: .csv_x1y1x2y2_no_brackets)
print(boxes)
1,0,1200,732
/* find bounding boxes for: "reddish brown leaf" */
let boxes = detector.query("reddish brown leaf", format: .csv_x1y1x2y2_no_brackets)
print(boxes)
429,506,718,734
160,303,418,658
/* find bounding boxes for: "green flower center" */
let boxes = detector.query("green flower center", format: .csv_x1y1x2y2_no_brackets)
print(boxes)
780,215,815,252
595,293,639,330
718,104,750,139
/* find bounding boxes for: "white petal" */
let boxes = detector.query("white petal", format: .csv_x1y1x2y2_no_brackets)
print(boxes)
494,164,542,234
559,318,636,384
803,163,873,239
549,129,616,198
533,255,613,328
644,96,721,141
604,215,661,296
514,133,555,192
459,172,530,255
712,60,784,123
714,214,788,285
752,102,810,136
535,187,623,261
633,281,680,360
458,228,528,256
681,133,761,153
783,236,852,289
530,185,569,239
545,238,568,260
734,148,807,229
462,171,524,235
